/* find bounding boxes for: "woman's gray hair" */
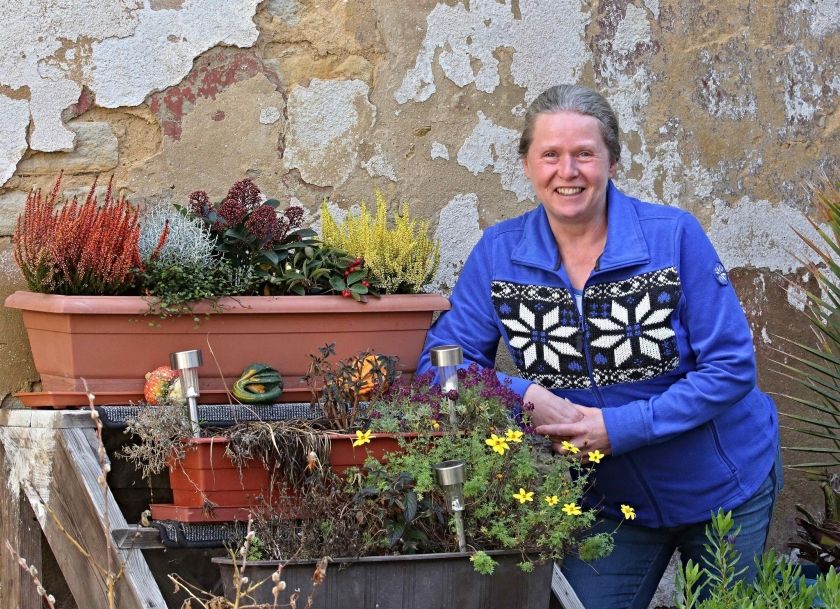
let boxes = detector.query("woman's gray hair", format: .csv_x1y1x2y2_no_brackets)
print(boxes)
518,84,621,163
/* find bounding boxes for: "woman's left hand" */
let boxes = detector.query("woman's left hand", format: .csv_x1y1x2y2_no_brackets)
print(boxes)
535,405,612,459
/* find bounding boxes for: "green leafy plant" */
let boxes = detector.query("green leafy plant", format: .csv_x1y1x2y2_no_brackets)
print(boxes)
676,509,840,609
321,190,440,294
791,473,840,574
777,177,840,472
182,178,315,295
270,243,379,300
250,360,616,574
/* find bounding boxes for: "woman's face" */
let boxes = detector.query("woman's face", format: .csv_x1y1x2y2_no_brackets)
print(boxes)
522,111,617,229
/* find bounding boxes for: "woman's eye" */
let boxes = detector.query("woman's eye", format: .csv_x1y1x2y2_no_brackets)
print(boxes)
578,151,593,158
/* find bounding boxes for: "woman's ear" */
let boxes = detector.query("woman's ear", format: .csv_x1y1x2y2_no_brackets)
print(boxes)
608,160,618,178
522,156,531,180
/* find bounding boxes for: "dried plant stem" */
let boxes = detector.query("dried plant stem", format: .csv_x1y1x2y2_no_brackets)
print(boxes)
4,539,56,608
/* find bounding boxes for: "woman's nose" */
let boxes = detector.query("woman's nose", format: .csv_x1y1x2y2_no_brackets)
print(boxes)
557,155,578,179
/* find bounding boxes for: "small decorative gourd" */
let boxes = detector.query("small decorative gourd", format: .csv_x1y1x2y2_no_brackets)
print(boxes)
232,363,283,403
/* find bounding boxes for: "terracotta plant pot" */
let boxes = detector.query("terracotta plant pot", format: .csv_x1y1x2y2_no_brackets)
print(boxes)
152,432,431,523
213,551,552,608
149,437,287,523
4,291,449,407
327,431,434,474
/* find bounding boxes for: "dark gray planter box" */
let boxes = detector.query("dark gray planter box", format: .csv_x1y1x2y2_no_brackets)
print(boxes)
213,551,552,609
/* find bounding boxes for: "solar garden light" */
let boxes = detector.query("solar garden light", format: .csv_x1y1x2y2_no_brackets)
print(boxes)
430,345,463,428
433,459,467,552
169,349,203,438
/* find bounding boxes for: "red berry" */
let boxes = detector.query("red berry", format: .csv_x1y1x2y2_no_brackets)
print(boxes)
354,258,362,265
344,270,350,277
342,289,350,297
362,280,370,287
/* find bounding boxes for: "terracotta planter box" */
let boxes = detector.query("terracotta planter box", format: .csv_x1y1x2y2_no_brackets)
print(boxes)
4,291,449,406
327,431,433,474
149,437,288,523
213,551,552,608
151,432,423,523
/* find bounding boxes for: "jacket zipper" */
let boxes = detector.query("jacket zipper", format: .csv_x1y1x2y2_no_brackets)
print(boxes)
578,283,666,524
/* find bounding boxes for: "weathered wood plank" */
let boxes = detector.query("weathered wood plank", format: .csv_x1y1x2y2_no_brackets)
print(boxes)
0,436,42,609
26,427,166,609
0,410,94,430
112,527,164,550
552,563,585,609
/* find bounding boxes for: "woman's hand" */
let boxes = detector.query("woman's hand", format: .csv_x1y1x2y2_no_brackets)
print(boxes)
536,405,612,460
524,383,584,427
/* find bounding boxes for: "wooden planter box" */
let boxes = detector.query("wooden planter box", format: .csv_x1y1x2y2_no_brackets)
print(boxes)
4,291,449,407
213,552,552,609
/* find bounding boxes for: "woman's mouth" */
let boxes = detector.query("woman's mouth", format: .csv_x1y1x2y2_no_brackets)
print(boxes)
555,187,584,196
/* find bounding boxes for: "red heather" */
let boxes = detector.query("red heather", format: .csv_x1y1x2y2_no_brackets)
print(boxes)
13,174,150,295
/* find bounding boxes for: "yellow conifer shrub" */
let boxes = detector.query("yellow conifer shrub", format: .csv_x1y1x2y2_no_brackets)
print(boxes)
321,190,440,294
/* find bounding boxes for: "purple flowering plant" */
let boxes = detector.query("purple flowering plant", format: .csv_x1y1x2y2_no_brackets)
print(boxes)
179,178,316,295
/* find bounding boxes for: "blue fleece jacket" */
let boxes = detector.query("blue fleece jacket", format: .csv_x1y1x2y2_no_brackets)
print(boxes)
417,182,779,528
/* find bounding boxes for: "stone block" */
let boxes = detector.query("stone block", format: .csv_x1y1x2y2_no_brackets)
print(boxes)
16,122,119,176
0,190,26,237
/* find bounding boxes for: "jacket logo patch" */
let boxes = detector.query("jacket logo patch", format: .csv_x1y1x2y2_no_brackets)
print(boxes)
491,267,681,390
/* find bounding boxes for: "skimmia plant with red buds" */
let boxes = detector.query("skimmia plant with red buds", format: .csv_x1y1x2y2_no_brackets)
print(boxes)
13,174,159,295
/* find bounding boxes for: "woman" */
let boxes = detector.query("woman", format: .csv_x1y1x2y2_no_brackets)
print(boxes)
417,84,781,609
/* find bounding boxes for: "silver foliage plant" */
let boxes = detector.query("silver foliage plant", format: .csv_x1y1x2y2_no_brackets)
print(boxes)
139,204,217,267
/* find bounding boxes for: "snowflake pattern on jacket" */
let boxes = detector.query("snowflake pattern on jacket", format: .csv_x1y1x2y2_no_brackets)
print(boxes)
491,267,681,388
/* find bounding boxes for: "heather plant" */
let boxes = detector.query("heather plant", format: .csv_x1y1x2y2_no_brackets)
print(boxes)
320,190,440,294
13,174,154,295
181,178,315,295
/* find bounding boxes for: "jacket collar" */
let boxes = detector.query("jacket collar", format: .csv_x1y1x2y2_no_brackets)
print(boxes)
511,181,650,273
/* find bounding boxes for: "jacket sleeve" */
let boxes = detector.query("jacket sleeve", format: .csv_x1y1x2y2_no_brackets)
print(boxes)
601,212,757,456
416,232,534,397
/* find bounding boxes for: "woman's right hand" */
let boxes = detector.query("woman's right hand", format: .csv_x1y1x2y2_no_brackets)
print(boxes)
524,383,584,427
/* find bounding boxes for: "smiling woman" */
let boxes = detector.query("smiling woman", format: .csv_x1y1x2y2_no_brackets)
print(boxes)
416,84,781,609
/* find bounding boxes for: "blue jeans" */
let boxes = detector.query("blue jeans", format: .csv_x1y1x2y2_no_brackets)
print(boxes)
559,457,781,609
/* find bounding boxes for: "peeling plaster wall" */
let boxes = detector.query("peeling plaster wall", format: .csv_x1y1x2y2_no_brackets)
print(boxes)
1,1,839,604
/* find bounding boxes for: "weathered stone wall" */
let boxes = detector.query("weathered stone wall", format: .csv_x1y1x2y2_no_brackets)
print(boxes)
1,0,838,603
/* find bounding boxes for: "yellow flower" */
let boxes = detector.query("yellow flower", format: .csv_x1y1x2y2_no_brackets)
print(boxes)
587,450,605,463
562,503,583,516
513,488,534,504
431,420,441,430
352,429,373,447
561,440,580,455
621,504,636,520
485,434,510,455
544,495,560,506
505,429,524,443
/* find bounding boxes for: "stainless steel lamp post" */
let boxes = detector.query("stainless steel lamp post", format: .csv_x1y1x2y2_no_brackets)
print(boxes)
429,345,463,428
169,349,203,437
433,459,467,552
